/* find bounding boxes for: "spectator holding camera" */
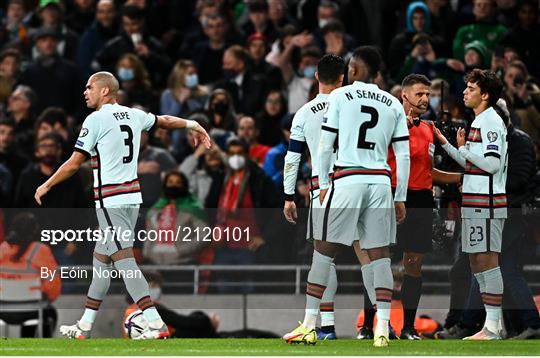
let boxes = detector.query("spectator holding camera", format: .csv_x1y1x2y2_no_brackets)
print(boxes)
503,60,540,144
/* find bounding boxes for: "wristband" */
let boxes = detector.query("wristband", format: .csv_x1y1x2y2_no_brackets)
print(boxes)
185,120,198,129
284,194,294,202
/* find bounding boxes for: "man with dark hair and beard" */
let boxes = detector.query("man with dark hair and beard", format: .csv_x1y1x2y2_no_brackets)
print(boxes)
14,132,90,265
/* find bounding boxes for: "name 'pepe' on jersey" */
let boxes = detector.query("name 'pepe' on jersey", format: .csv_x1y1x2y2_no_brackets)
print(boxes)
74,103,156,208
318,81,410,202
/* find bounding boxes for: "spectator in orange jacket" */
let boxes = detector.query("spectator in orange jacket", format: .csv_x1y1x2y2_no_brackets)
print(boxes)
0,212,61,337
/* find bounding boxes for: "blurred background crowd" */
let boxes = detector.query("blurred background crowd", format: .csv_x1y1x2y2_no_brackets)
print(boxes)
0,0,539,273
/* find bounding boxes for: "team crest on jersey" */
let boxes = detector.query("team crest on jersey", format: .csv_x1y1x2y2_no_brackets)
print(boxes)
79,128,89,137
487,131,498,142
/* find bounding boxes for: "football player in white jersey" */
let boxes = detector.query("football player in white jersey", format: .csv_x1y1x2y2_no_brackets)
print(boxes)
282,54,345,344
318,46,411,347
34,72,211,339
435,69,507,340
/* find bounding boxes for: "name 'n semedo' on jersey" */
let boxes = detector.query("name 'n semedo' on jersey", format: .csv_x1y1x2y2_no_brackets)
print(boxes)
319,81,410,191
74,103,156,208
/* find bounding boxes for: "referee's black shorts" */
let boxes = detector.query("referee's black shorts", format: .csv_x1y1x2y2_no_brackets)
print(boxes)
397,189,434,254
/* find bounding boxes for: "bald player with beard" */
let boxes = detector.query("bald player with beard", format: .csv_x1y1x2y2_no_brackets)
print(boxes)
35,72,211,340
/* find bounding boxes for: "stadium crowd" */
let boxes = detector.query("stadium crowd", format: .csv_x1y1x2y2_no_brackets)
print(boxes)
0,0,539,305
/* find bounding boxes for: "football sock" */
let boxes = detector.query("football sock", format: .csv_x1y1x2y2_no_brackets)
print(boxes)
320,263,337,329
373,258,393,338
81,257,113,326
304,250,333,329
401,274,422,329
114,257,164,328
481,267,503,333
361,262,376,306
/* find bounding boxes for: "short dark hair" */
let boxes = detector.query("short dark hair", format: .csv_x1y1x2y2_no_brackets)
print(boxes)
301,46,322,60
322,20,345,35
36,107,67,128
122,5,145,21
226,137,249,153
464,69,503,107
226,45,250,66
352,46,382,78
319,0,339,12
38,131,63,146
0,117,15,128
317,54,345,84
0,48,21,63
402,74,431,88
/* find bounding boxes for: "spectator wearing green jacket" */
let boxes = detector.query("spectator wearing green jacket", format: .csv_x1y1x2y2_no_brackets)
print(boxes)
453,0,507,61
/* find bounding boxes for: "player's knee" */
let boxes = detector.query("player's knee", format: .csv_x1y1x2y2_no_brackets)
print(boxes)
403,253,423,275
110,248,134,262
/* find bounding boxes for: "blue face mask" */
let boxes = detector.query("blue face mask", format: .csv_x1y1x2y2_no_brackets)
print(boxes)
117,67,135,81
303,65,316,78
429,96,441,110
184,73,199,89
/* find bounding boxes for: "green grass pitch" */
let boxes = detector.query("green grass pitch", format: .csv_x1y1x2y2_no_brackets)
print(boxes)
1,338,539,356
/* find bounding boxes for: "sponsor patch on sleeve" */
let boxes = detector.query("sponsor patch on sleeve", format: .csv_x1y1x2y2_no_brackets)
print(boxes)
487,144,499,150
76,140,84,147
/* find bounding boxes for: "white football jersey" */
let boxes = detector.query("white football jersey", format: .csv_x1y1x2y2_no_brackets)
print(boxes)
74,103,156,208
461,107,508,219
320,81,409,187
284,93,336,194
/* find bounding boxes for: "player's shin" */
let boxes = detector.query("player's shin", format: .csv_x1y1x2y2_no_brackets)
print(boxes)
80,257,113,329
304,250,333,329
320,263,337,332
372,258,393,338
481,267,504,333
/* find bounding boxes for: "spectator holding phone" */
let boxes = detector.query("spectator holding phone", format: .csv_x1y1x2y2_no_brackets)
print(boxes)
503,60,540,143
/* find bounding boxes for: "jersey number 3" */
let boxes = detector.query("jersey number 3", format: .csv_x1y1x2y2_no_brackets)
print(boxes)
120,125,133,164
357,105,378,150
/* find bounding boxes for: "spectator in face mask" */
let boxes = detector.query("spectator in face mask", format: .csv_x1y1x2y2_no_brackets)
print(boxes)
206,89,236,150
160,59,209,118
144,171,210,265
115,53,158,112
207,138,280,292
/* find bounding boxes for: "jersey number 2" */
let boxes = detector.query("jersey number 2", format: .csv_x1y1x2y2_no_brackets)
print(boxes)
120,125,133,164
357,105,378,150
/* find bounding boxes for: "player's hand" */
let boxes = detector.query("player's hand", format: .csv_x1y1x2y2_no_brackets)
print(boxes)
190,123,212,149
34,184,50,205
395,201,406,224
405,108,414,127
283,200,298,224
433,127,448,145
456,128,466,148
248,235,265,251
319,188,328,205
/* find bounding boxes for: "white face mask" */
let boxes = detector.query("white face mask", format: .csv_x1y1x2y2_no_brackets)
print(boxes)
228,154,246,170
318,18,329,28
149,287,161,301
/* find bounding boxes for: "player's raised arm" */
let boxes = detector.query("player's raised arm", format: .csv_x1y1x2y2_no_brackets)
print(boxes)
283,111,307,224
155,115,211,149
